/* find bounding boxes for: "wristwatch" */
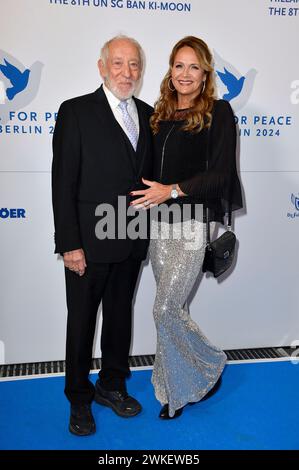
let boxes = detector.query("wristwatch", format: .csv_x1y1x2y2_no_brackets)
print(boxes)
170,184,179,199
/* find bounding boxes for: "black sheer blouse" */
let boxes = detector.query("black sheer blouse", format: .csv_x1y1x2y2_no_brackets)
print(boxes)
153,99,243,223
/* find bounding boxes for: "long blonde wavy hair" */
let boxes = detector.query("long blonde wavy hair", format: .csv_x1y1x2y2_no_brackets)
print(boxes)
150,36,217,134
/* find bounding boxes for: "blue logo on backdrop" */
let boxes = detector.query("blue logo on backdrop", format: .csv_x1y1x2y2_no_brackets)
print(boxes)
287,194,299,219
214,51,257,111
0,59,30,101
217,68,245,102
0,208,26,219
291,194,299,211
0,51,43,125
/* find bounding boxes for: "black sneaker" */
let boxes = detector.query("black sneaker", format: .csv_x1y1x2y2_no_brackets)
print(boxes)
69,404,96,436
94,380,142,417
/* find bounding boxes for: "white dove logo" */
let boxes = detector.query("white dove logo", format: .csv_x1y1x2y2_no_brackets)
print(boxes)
214,50,257,112
0,51,43,124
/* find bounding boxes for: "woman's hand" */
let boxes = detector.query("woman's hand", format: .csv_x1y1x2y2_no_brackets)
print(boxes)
130,178,172,210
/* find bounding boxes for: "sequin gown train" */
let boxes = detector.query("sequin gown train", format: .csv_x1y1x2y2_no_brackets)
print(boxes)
150,219,227,418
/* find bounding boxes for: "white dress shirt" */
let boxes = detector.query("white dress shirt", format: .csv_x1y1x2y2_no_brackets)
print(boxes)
102,84,140,137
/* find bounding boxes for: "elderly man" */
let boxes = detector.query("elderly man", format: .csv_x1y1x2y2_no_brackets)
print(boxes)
52,36,153,436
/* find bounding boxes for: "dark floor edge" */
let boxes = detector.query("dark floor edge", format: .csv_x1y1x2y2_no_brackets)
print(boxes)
0,347,295,378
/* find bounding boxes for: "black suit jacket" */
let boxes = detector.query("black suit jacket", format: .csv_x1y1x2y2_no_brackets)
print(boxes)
52,86,153,262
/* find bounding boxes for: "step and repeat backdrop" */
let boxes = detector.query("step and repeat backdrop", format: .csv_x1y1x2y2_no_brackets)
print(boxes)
1,0,298,364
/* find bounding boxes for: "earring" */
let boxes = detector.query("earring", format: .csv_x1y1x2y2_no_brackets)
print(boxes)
168,78,175,92
201,81,206,94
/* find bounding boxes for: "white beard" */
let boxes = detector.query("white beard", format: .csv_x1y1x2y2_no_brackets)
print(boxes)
105,77,138,100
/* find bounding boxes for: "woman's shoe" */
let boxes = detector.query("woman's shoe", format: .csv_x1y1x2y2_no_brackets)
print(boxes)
159,404,183,420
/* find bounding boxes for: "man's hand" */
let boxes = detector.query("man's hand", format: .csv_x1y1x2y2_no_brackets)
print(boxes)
63,249,87,276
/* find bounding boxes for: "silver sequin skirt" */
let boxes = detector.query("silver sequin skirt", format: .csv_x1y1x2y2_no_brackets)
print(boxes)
149,219,227,417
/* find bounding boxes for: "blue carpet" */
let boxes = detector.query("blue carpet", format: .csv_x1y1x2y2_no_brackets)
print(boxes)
0,361,298,450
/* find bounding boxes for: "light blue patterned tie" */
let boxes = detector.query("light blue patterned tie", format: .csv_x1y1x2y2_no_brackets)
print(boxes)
118,100,138,151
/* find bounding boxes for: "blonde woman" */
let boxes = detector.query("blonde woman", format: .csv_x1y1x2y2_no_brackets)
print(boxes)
131,36,242,419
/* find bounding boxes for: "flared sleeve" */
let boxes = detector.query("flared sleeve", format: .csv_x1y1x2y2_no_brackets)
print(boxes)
179,100,243,214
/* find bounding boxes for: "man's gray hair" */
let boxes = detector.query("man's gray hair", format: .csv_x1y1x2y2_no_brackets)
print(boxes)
100,35,144,71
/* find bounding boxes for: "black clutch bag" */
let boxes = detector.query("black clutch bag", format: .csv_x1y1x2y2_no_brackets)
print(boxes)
202,129,237,278
202,223,236,278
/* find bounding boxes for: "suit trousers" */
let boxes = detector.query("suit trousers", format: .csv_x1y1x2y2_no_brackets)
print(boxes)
64,253,141,405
